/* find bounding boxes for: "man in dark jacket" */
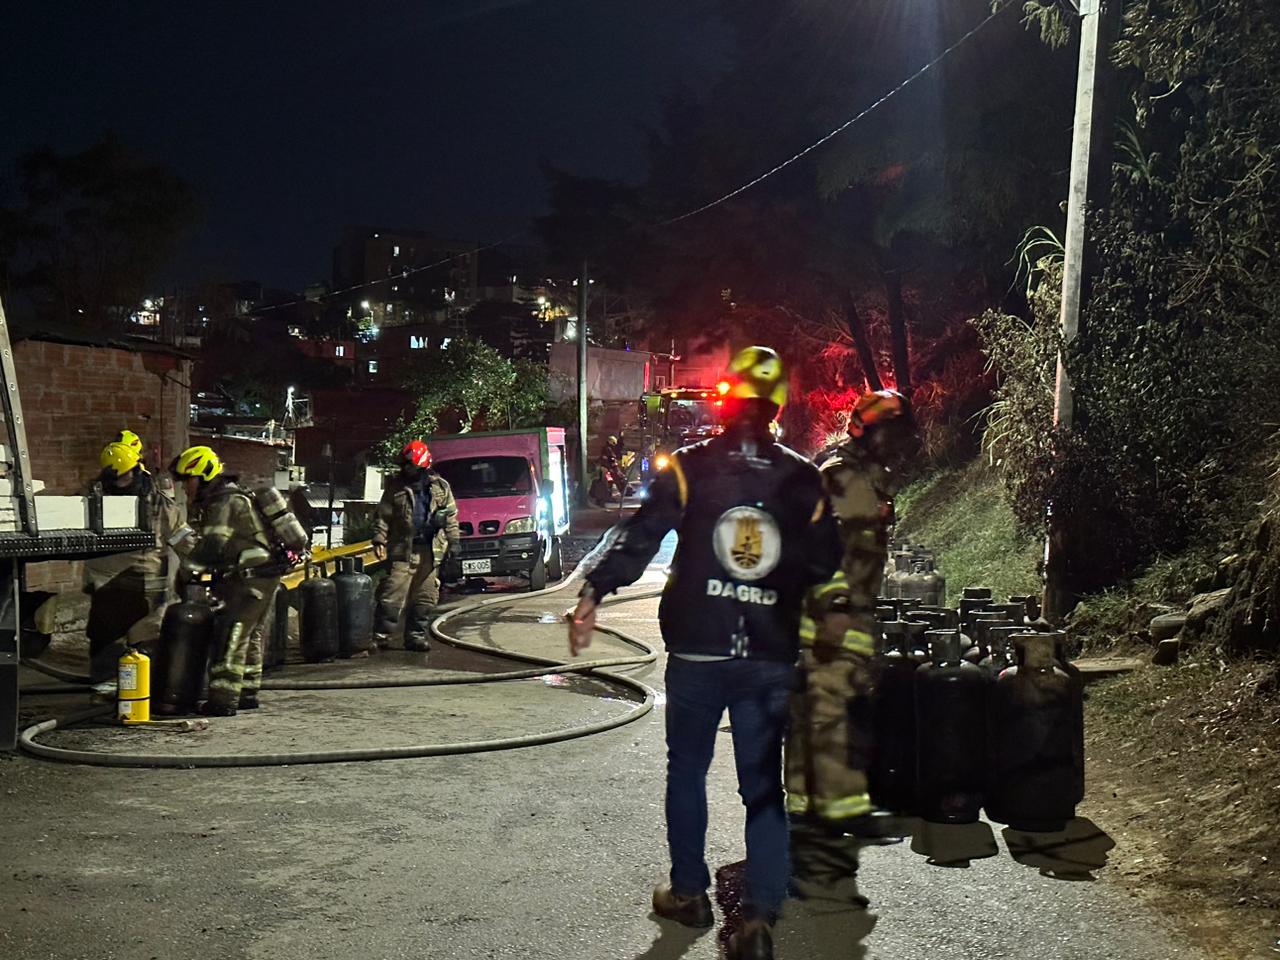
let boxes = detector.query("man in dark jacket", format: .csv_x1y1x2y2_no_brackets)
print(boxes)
568,346,841,960
372,440,461,653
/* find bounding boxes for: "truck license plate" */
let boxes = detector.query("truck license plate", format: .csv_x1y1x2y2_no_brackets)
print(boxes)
462,559,492,575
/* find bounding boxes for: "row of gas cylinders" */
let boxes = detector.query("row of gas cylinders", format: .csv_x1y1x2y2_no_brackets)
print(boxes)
149,557,377,716
882,541,946,607
865,586,1083,833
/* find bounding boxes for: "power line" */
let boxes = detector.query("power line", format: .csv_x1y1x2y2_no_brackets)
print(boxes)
660,3,1010,227
250,231,527,315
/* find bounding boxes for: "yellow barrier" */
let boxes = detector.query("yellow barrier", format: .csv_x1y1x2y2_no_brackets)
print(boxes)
280,540,383,590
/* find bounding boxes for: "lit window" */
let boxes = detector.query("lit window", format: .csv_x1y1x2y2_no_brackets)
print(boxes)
368,360,379,373
410,335,427,349
393,245,400,257
441,337,452,349
335,345,345,357
386,303,393,313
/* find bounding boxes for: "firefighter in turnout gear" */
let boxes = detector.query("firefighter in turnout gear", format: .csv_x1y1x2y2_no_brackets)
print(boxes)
171,445,284,716
371,440,461,653
786,388,914,904
84,438,187,681
569,346,841,960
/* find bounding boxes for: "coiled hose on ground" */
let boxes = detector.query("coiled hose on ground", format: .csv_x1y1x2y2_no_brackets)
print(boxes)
18,533,666,768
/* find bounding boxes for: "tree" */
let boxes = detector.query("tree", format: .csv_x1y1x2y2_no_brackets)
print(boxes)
0,136,198,331
377,338,552,460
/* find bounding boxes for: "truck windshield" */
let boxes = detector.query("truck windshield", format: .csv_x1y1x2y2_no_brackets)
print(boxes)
435,457,533,498
666,399,719,433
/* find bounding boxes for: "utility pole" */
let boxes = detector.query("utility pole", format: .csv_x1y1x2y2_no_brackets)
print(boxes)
1044,0,1113,621
576,260,590,507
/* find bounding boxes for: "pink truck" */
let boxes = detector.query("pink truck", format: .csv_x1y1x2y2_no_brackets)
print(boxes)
428,427,571,590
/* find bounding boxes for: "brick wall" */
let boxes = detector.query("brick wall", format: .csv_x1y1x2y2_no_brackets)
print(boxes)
16,339,192,591
199,435,286,491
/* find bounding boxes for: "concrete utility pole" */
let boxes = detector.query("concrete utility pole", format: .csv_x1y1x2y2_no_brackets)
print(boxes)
1044,0,1112,621
576,260,590,507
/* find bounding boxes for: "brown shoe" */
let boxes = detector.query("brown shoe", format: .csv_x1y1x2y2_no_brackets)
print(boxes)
651,883,713,928
727,919,774,960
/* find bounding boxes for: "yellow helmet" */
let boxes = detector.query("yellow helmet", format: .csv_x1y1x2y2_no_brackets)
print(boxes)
116,429,143,454
172,445,223,482
100,441,142,476
724,345,788,409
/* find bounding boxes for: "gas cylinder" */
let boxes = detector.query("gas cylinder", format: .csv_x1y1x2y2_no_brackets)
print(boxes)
869,622,923,814
981,625,1022,675
1009,594,1042,622
152,585,216,716
263,588,291,670
908,609,953,632
117,647,151,724
1047,630,1085,804
991,602,1029,625
986,634,1084,831
969,617,1016,664
903,619,931,658
962,586,993,602
332,557,375,658
875,604,899,622
299,572,340,662
963,612,1008,662
916,630,990,824
253,486,311,554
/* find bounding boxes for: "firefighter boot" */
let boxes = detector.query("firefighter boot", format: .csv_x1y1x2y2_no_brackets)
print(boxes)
651,884,713,928
726,919,774,960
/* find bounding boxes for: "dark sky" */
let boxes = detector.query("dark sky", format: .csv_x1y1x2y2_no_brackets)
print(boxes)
1,1,729,289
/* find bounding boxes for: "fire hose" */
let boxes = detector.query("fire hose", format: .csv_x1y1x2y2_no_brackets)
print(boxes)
19,533,667,768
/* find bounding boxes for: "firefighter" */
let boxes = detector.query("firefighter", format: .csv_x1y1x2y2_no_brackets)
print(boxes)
785,388,914,905
171,445,283,716
85,439,185,680
568,346,841,960
371,440,461,653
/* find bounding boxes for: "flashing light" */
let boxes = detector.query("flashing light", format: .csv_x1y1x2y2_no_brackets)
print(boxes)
716,380,731,396
360,300,371,311
655,453,671,470
715,400,723,407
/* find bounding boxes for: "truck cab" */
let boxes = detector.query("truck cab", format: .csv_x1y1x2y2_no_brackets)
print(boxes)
637,386,726,476
429,429,570,591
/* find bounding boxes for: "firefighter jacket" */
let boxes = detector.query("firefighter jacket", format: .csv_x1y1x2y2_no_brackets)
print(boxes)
586,426,842,662
801,442,896,655
372,471,461,565
83,471,186,597
183,477,278,578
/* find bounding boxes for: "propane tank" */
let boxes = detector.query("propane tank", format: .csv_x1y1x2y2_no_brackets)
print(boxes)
903,619,931,658
332,557,375,658
990,602,1029,626
263,588,291,670
916,629,989,824
875,604,899,622
869,623,923,815
1009,594,1042,622
299,571,340,662
153,585,216,716
962,586,993,602
986,633,1084,831
968,616,1015,664
913,605,961,630
981,625,1022,675
117,646,151,724
253,486,311,554
962,612,1007,662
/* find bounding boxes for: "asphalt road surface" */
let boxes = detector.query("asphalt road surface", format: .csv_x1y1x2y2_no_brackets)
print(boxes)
2,545,1204,960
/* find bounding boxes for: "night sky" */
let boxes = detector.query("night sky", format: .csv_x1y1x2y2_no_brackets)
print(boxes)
1,1,729,289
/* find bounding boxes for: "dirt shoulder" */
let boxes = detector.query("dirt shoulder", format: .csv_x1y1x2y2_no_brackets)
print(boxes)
1083,661,1280,959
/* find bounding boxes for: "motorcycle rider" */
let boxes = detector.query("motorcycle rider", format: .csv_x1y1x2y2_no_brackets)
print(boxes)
371,440,461,653
786,388,914,905
568,346,841,960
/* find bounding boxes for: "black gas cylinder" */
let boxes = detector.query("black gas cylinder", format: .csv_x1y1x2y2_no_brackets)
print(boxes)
986,634,1084,831
153,585,216,716
961,586,993,602
868,626,924,815
981,626,1022,675
916,630,990,824
332,557,375,657
299,573,340,662
1008,594,1042,622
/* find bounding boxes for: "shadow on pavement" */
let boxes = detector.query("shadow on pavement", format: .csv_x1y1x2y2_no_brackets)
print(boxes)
1001,816,1116,880
631,920,710,960
909,819,999,867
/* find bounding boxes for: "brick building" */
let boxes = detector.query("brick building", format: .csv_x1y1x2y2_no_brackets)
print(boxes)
14,333,192,590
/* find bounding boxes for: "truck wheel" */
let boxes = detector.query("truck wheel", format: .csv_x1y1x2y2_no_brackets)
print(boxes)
547,539,563,581
529,555,548,592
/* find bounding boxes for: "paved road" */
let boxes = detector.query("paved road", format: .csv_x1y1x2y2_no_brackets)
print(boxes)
2,545,1204,960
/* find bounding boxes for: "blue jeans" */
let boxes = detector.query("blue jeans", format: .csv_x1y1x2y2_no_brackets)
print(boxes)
664,656,795,922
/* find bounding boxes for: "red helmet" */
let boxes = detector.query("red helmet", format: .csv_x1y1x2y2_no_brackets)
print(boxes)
849,390,909,439
401,440,432,468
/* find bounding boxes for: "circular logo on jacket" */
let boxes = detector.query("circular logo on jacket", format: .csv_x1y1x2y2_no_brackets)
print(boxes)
712,506,781,581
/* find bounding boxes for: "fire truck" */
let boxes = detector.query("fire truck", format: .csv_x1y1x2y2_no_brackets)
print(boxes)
634,384,728,482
